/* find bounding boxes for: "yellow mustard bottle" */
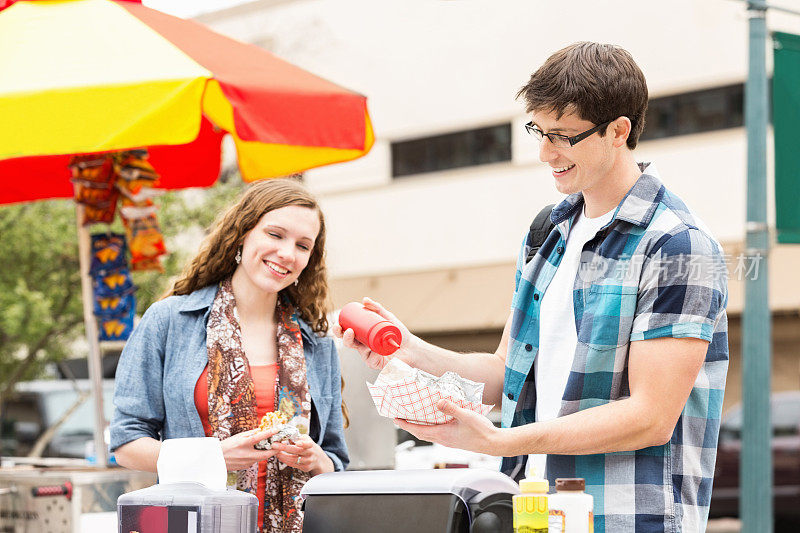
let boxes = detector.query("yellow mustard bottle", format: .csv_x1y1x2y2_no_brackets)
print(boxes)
513,477,549,533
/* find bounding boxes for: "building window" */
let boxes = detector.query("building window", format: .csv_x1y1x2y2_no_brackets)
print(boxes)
391,123,512,178
641,84,744,141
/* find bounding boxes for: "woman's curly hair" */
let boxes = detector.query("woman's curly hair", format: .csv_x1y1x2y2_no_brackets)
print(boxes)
166,178,351,427
167,178,330,333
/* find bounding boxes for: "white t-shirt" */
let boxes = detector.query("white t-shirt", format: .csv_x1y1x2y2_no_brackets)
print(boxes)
527,205,614,478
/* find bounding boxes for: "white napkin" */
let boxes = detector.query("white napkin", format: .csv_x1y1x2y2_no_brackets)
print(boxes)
156,437,227,491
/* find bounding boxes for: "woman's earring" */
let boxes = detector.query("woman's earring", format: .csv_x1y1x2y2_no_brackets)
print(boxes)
293,279,299,287
234,247,242,265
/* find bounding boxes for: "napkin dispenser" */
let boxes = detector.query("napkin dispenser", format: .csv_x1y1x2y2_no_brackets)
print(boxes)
300,469,519,533
117,482,257,533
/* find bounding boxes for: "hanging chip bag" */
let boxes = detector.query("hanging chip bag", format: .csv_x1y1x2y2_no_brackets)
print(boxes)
94,291,135,318
81,200,118,226
123,213,167,267
69,155,114,184
89,233,128,275
98,305,135,342
94,269,135,297
114,151,160,187
73,180,117,205
130,256,164,273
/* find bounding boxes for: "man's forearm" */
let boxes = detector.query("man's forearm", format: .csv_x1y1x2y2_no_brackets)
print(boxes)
498,396,671,457
407,335,506,404
495,337,706,458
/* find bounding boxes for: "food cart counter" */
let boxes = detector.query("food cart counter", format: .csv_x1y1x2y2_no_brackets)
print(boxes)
0,461,155,533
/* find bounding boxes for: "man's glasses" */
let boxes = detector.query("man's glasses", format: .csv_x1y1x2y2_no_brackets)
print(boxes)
524,120,613,148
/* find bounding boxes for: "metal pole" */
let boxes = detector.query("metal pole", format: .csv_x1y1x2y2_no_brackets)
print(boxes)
742,1,772,531
76,205,109,466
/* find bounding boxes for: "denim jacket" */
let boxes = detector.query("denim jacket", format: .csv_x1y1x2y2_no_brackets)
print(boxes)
109,284,349,471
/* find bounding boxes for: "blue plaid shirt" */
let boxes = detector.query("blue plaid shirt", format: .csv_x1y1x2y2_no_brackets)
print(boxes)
501,163,729,532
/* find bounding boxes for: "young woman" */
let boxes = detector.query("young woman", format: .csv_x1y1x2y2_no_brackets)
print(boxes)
110,178,348,532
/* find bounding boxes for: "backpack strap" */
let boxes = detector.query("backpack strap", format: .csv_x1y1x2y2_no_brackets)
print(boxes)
525,204,556,264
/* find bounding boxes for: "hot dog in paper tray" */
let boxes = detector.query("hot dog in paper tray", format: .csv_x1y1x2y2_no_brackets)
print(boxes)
367,358,494,425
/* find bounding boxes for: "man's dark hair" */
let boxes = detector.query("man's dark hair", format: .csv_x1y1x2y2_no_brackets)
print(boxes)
516,42,648,149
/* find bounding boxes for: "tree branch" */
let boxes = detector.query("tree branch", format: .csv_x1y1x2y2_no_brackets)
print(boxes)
27,390,91,458
0,250,81,401
0,316,83,404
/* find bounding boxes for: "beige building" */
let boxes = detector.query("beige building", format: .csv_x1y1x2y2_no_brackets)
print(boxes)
195,0,800,418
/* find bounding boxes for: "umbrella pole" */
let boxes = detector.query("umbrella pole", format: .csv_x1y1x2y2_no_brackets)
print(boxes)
75,205,109,466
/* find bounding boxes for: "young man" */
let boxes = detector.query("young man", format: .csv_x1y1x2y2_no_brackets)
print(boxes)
336,42,728,532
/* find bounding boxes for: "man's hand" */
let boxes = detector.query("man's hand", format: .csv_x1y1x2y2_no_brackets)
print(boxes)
394,399,502,455
332,297,417,370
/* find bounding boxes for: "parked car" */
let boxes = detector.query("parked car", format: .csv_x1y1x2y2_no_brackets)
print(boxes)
709,391,800,528
1,379,115,458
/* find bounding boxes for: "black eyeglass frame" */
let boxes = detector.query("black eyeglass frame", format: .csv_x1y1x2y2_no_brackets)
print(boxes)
524,120,613,147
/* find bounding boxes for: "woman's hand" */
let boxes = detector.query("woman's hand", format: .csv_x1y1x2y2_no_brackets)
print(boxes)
269,435,334,476
220,428,280,471
332,297,417,370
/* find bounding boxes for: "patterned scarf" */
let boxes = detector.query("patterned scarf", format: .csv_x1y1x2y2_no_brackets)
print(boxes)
206,279,311,532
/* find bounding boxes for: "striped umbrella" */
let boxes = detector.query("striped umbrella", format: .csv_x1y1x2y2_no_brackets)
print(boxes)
0,0,374,465
0,0,374,203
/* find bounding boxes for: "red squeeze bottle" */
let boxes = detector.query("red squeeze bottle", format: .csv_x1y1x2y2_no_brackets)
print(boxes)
338,302,402,356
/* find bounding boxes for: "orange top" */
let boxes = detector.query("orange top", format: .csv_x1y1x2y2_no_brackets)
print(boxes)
194,363,277,531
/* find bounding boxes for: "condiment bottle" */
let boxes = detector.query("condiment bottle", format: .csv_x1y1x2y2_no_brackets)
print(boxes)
548,478,593,533
513,476,549,532
338,302,402,356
